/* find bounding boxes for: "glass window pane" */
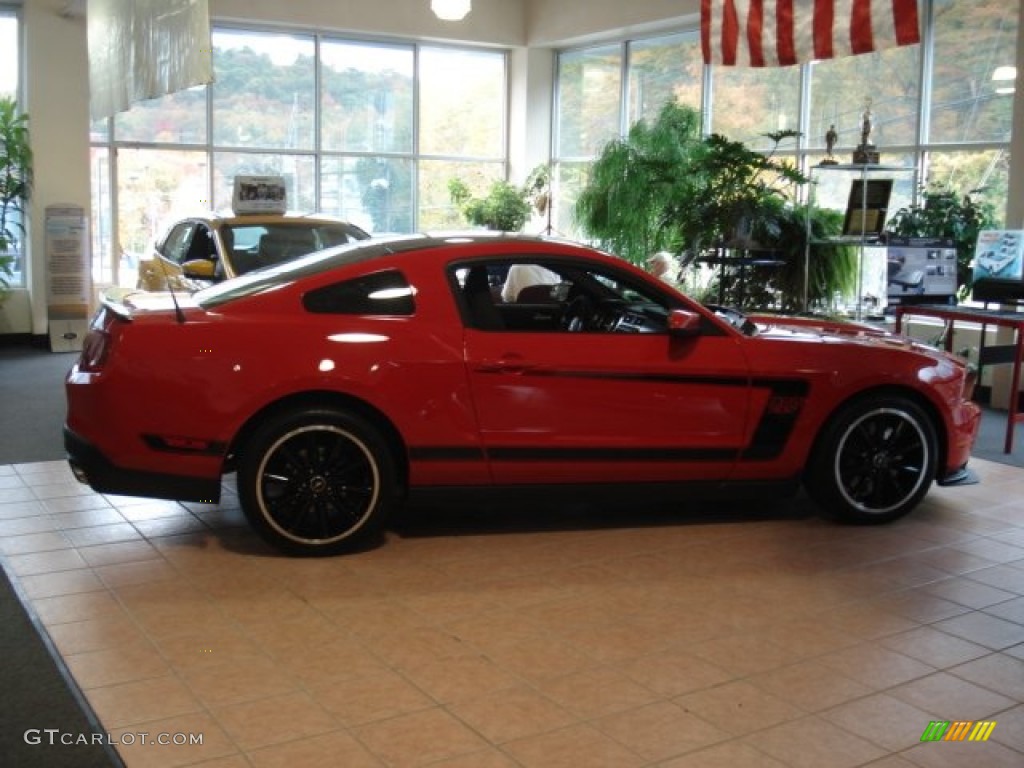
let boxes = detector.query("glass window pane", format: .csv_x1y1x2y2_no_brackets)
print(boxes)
212,29,315,150
419,48,505,157
113,86,208,144
556,46,623,159
552,161,589,241
927,149,1009,226
711,66,802,150
930,0,1016,144
213,152,315,212
0,12,17,99
320,156,414,234
420,160,504,230
320,41,413,153
807,47,920,153
116,148,209,271
90,148,115,286
627,32,703,125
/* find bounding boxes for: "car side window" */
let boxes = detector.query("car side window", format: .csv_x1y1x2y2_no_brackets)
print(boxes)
455,258,675,334
160,223,195,264
303,270,415,316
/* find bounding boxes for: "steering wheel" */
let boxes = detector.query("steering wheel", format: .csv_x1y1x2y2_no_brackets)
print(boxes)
562,295,595,332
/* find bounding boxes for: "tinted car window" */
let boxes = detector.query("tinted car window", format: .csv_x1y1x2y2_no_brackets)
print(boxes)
303,270,415,316
160,223,195,264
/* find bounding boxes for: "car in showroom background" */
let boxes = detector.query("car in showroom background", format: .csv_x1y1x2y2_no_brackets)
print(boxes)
135,211,370,293
65,233,981,555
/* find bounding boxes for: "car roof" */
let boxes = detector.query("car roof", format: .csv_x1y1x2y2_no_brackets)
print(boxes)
179,211,358,228
194,231,617,308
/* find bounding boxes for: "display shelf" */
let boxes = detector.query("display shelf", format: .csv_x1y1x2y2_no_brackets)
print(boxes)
803,164,917,318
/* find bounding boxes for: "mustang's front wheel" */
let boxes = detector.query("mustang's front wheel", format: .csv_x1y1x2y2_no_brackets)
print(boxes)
806,396,938,524
238,408,397,555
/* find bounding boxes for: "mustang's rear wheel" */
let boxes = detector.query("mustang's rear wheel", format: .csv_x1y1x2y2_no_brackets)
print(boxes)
238,408,397,555
806,396,938,524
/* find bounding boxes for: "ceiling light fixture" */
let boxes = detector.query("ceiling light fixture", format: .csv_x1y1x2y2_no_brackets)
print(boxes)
432,0,471,21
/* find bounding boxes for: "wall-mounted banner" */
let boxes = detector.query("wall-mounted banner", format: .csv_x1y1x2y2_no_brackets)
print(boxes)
88,0,214,120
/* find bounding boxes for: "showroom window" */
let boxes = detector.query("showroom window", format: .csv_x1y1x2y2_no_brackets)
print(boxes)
1,6,23,288
553,0,1014,239
90,27,507,287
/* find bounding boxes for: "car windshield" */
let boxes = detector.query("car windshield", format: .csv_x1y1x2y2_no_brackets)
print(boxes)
226,221,369,274
196,239,389,308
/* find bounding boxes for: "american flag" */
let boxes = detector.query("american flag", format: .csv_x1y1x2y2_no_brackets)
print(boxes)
701,0,921,67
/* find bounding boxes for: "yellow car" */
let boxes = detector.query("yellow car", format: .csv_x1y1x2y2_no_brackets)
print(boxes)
137,213,370,292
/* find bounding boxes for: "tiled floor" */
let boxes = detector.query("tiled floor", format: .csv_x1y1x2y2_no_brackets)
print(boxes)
2,459,1024,768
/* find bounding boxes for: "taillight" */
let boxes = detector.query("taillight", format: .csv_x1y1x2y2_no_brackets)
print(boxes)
78,307,117,372
78,328,110,372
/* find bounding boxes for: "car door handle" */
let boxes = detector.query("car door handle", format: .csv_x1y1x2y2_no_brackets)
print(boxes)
475,357,537,375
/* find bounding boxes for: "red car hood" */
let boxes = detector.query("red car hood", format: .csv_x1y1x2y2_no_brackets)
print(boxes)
749,313,942,356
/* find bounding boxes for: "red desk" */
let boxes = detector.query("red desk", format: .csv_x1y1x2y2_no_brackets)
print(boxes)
894,304,1024,453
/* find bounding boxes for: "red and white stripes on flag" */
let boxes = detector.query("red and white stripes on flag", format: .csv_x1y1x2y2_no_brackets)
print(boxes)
701,0,921,67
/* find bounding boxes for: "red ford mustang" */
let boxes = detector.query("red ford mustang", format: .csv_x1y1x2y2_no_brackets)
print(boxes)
65,233,981,555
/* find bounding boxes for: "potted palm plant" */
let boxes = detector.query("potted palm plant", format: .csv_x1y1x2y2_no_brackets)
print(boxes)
573,101,857,309
0,95,32,305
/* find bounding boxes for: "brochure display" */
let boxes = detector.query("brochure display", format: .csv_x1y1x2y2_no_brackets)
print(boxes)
45,204,90,352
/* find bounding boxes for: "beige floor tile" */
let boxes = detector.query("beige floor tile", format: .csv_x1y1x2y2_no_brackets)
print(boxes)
77,539,163,568
308,668,435,727
46,612,147,655
0,530,71,555
64,522,143,548
743,715,887,768
17,566,104,599
4,456,1024,768
503,723,646,768
675,680,804,736
819,692,939,751
246,729,383,768
108,712,237,768
658,741,789,767
0,514,58,535
900,739,1024,767
621,647,736,697
447,683,577,743
596,700,731,762
86,675,204,729
887,671,1016,720
879,625,992,668
816,642,936,690
353,707,490,767
537,665,658,718
923,576,1018,609
748,659,875,713
63,639,170,690
392,653,521,704
933,610,1024,650
211,690,337,751
176,653,299,709
948,653,1024,700
4,547,88,576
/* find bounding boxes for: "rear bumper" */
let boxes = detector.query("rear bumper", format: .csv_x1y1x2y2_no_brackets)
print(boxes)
64,425,221,504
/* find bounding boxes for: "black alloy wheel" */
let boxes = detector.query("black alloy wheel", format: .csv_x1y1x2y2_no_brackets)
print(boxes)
238,408,397,555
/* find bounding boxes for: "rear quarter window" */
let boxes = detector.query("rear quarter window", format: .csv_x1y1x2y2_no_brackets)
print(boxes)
303,270,415,315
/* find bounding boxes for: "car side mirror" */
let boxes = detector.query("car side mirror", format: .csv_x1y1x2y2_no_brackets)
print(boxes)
181,259,216,279
667,308,702,337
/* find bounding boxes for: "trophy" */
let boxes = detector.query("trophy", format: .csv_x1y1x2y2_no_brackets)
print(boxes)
820,123,839,165
853,99,880,164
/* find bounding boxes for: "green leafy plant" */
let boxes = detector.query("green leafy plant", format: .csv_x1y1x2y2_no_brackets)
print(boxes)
573,101,853,309
448,173,536,232
886,186,995,301
0,95,33,302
